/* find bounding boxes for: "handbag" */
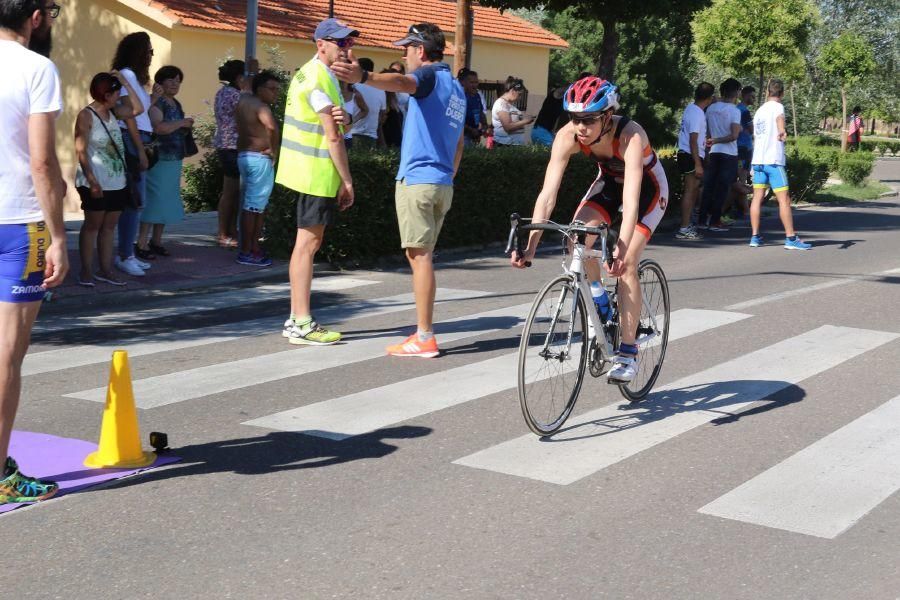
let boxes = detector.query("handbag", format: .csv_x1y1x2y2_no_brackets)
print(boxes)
87,106,141,209
175,98,199,157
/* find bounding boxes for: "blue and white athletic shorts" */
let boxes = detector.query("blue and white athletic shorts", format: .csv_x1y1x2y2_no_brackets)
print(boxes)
0,222,48,303
752,164,789,192
238,152,275,214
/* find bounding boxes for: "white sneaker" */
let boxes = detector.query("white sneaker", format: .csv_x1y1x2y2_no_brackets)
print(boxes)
133,256,152,269
282,318,293,338
607,354,638,383
115,256,145,277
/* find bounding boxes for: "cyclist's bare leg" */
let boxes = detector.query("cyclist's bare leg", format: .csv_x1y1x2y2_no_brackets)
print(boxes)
406,247,436,332
290,225,325,317
773,189,796,237
616,233,649,347
572,203,609,284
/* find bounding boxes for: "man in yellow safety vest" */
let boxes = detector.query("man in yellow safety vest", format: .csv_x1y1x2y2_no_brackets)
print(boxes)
276,18,356,345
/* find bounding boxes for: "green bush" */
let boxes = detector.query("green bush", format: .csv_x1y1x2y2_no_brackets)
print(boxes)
184,145,681,265
837,153,875,186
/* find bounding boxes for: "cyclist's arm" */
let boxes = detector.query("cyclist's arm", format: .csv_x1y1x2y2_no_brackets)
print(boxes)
522,128,577,257
617,126,645,256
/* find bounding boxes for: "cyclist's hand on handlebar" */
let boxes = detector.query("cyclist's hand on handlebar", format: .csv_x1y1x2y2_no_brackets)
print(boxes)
510,248,534,269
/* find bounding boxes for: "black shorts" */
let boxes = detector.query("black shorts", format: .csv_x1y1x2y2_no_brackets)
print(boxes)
77,186,130,212
578,168,669,239
676,151,697,175
296,193,337,228
737,147,752,170
217,149,240,178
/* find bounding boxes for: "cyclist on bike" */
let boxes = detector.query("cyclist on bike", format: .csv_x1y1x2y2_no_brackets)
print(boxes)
511,76,668,383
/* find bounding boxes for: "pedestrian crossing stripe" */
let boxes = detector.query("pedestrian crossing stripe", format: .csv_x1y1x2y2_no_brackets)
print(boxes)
453,325,899,486
244,309,752,439
698,392,900,539
63,301,533,408
25,288,490,377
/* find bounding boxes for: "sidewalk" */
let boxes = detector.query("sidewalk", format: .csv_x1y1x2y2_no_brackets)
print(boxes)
49,211,287,309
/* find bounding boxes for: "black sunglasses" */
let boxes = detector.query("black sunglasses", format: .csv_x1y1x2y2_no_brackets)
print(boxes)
324,37,355,49
570,114,606,126
44,2,60,18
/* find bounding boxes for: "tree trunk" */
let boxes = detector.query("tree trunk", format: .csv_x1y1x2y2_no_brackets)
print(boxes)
758,66,764,107
840,85,848,152
789,83,799,139
870,117,875,135
454,0,472,73
596,17,618,79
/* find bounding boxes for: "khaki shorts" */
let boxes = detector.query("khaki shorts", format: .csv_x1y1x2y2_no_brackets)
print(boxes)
395,180,453,249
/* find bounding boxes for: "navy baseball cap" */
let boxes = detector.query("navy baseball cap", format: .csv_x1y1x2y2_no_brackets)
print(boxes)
314,18,359,41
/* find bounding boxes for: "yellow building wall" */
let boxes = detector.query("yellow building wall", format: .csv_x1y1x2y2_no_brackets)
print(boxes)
52,7,554,211
53,0,172,210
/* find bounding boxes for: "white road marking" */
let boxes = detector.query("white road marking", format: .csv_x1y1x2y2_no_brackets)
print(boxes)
247,309,752,439
34,276,379,333
726,267,900,310
698,393,900,539
454,325,899,485
64,302,532,408
24,288,489,377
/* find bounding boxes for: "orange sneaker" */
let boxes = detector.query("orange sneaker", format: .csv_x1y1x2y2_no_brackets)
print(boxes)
386,334,440,358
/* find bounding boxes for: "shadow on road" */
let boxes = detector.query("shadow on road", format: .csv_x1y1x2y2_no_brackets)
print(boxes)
94,426,432,490
546,379,805,442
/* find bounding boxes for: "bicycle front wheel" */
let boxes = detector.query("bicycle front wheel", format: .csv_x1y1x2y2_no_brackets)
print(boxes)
619,259,670,401
518,274,589,436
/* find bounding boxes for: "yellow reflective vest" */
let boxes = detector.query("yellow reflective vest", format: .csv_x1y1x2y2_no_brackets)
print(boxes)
275,57,343,197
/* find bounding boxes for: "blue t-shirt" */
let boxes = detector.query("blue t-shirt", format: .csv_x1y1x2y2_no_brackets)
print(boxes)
465,92,484,129
397,63,465,186
737,103,753,149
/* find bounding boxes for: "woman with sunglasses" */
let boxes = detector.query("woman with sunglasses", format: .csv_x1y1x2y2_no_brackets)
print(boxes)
510,76,669,384
73,71,144,287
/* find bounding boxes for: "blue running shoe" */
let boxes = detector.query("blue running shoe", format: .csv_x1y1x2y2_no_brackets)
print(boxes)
784,237,811,250
749,235,763,247
236,253,273,267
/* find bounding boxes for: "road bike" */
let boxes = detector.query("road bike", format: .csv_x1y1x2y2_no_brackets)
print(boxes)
506,213,670,436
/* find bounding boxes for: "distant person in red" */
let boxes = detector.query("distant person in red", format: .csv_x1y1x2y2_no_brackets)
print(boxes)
847,106,862,152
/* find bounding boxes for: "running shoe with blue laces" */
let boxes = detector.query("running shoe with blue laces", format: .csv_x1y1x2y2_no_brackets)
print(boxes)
784,236,811,250
749,235,763,247
0,457,58,504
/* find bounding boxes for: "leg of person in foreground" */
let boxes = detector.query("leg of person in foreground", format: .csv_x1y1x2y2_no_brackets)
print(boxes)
750,179,810,249
0,302,59,503
385,247,440,358
606,233,648,383
286,225,341,345
217,174,240,246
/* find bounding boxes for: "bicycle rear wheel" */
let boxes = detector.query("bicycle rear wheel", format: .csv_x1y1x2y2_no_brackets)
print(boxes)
618,259,670,401
518,274,589,436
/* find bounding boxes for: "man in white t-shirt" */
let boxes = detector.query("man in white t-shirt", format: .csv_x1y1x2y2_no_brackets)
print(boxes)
350,57,386,150
0,0,68,504
698,78,742,232
749,79,811,250
675,82,714,239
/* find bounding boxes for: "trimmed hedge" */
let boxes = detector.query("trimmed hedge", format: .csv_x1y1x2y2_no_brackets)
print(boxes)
182,139,841,264
837,153,875,186
804,134,900,156
184,145,680,265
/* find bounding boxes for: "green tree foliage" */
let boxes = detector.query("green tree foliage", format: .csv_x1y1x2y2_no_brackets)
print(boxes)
692,0,818,100
483,0,704,79
527,8,693,145
817,32,876,149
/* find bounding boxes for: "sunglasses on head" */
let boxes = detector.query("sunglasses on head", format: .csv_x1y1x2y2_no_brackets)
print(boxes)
325,37,355,49
571,114,606,126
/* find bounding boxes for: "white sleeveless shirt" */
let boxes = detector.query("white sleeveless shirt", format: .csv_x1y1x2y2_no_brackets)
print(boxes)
76,107,127,191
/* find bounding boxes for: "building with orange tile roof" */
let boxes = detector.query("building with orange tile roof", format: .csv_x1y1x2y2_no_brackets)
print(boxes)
53,0,567,209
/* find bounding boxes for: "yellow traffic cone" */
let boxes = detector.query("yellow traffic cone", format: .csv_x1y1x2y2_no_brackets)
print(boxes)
84,350,156,469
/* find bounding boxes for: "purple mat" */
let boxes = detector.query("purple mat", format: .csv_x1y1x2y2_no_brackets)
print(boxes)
1,431,179,514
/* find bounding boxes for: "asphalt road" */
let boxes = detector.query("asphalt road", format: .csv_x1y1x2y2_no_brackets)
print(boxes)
5,182,900,599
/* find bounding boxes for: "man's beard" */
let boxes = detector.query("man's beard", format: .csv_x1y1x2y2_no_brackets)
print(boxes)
28,24,52,57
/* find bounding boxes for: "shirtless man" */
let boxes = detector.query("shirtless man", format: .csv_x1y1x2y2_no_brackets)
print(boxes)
235,70,282,266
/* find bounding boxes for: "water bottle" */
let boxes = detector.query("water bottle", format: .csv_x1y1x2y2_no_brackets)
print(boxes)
591,281,611,323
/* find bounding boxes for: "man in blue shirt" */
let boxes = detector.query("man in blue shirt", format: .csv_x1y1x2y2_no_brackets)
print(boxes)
333,23,465,358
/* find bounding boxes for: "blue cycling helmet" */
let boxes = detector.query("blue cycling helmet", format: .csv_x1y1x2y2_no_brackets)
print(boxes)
563,76,620,114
